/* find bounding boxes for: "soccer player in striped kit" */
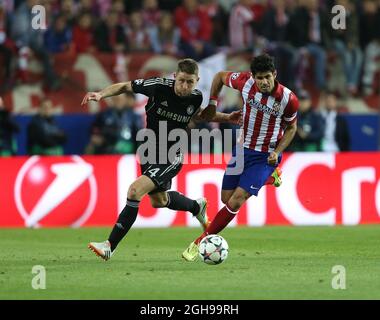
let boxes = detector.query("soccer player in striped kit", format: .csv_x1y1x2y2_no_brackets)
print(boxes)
182,54,299,261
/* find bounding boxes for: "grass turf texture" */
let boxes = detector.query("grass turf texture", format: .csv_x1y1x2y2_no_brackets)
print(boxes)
1,226,379,299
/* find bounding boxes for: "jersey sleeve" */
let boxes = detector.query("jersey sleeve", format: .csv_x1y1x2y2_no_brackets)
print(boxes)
225,71,251,91
131,77,161,97
282,92,299,124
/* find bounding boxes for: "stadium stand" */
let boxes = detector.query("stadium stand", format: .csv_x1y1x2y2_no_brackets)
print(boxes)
0,0,379,155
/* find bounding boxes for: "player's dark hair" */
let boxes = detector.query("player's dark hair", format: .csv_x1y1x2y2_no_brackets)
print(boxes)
177,58,199,75
250,54,276,75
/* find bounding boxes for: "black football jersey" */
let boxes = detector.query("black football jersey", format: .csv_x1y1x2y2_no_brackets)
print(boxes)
131,77,202,158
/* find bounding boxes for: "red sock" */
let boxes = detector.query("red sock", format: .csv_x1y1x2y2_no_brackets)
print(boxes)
195,205,238,244
265,176,275,185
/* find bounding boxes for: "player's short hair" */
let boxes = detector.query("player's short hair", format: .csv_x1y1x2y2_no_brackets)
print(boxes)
177,58,199,76
250,54,276,75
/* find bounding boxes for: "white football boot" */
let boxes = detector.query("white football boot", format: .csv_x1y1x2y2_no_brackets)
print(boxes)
88,240,113,261
195,198,210,231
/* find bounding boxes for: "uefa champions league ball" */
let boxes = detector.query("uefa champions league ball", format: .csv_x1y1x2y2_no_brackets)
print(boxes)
198,234,229,265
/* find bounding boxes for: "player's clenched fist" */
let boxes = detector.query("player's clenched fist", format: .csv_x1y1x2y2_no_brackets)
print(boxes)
228,110,242,125
267,151,278,166
81,92,103,106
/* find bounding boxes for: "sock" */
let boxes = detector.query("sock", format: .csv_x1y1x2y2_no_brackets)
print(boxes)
265,176,275,185
166,191,200,216
108,198,140,251
195,205,238,244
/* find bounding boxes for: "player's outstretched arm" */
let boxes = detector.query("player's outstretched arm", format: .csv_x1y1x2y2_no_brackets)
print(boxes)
81,81,133,106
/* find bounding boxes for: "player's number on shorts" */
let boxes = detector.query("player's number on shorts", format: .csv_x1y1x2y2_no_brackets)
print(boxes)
148,168,160,177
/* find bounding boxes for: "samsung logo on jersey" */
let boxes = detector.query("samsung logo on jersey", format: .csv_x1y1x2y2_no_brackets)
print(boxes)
248,98,280,116
157,108,191,123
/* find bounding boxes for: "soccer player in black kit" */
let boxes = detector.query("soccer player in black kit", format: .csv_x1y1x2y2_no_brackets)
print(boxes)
81,59,240,260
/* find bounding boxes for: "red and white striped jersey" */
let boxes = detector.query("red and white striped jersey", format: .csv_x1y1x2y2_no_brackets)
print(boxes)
226,71,299,153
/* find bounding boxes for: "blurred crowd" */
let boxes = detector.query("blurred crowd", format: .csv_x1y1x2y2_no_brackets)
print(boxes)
2,0,378,156
0,89,351,156
0,0,380,95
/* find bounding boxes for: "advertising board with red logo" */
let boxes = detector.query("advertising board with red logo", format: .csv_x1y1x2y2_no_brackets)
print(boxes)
1,153,379,228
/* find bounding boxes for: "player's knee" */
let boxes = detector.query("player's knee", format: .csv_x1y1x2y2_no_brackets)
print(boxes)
127,186,141,200
221,195,229,204
227,200,242,212
221,191,233,204
228,195,247,211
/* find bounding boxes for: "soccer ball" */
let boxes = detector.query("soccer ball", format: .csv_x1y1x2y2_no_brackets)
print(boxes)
198,235,229,265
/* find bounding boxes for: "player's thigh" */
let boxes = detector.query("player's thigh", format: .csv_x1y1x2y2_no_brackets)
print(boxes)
128,175,157,200
221,148,244,199
148,191,168,208
221,170,240,199
221,163,243,204
221,189,235,204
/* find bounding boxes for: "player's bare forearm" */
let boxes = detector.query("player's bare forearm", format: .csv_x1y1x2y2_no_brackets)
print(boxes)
210,112,230,122
195,109,241,124
274,122,297,154
209,72,227,98
99,82,132,99
210,111,241,124
82,82,133,106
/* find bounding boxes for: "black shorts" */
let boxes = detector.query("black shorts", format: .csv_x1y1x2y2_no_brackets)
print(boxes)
141,153,184,195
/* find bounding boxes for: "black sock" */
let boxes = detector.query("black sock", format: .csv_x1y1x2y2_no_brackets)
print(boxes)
108,198,140,251
166,191,200,216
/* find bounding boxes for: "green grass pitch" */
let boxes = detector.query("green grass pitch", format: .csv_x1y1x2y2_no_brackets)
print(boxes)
1,226,379,300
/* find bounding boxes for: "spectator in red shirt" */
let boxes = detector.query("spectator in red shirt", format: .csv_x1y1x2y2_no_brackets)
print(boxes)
174,0,215,60
72,12,95,53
